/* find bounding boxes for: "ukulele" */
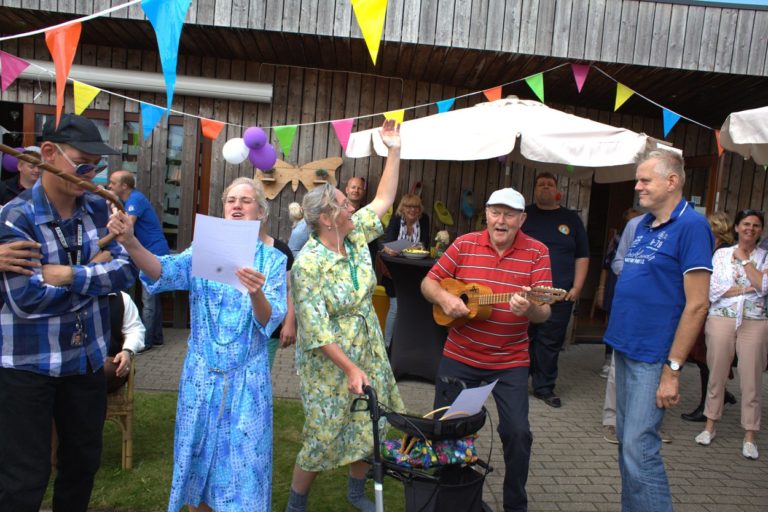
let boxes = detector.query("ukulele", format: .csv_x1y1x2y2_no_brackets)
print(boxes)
433,278,567,327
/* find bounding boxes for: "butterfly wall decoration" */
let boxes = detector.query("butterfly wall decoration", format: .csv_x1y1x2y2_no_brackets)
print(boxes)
254,157,342,200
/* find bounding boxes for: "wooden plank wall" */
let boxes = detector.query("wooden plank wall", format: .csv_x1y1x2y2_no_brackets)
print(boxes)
7,0,766,78
2,39,765,251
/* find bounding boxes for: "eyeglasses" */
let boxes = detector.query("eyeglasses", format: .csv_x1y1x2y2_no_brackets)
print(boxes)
55,144,107,175
486,208,522,220
224,196,256,205
402,204,421,209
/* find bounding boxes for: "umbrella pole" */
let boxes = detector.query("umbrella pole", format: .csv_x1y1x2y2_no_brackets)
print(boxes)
0,143,123,250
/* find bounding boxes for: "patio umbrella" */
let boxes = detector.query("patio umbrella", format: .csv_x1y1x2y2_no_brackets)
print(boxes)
719,106,768,165
346,97,671,183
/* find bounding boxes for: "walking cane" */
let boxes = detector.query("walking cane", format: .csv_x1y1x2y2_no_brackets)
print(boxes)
0,143,124,254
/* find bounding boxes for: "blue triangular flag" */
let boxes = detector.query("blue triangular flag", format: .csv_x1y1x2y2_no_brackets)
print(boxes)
141,0,192,111
436,98,455,113
662,108,681,138
140,102,165,140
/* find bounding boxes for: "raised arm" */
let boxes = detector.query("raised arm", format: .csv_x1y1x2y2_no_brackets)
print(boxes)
368,120,402,219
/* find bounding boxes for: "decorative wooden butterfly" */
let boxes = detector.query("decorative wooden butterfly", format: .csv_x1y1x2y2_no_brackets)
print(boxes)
254,157,342,200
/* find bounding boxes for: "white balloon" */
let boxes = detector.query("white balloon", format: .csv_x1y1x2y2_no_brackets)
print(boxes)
222,138,249,164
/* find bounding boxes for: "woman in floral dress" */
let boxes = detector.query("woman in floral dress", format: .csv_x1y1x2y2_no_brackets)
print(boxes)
108,177,287,512
286,120,405,512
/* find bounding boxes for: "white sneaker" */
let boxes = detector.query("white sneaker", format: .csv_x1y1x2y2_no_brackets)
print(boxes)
742,441,759,460
599,364,610,379
695,430,715,445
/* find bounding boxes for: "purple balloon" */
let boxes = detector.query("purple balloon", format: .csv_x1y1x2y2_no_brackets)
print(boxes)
249,144,277,170
243,127,267,150
2,148,23,173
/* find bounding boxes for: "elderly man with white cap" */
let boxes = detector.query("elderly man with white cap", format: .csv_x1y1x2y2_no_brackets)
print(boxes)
421,187,552,512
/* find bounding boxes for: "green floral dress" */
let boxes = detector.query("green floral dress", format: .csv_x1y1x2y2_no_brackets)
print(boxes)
291,206,405,471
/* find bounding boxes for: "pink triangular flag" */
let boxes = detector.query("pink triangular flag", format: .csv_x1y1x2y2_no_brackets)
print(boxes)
332,118,355,152
0,51,30,92
571,64,590,93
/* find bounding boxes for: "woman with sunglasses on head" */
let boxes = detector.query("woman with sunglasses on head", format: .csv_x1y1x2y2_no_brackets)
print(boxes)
379,193,430,347
286,120,405,512
695,209,768,460
108,177,287,512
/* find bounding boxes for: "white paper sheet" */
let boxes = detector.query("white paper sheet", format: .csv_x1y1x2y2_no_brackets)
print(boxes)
443,380,498,419
191,214,261,293
383,239,416,253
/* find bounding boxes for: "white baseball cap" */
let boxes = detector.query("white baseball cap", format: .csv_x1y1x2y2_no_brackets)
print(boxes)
486,188,525,211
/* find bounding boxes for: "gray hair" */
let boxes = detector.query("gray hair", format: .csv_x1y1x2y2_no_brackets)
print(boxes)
302,183,341,233
642,150,686,187
221,177,269,218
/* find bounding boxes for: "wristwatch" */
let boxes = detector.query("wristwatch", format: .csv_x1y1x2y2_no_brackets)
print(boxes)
122,348,135,359
740,259,751,267
666,359,683,372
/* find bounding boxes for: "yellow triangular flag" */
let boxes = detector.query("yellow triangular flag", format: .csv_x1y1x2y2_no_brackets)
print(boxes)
352,0,388,65
614,83,634,111
73,81,101,115
383,109,404,124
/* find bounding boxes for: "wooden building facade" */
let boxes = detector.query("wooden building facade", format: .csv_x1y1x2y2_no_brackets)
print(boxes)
1,0,768,299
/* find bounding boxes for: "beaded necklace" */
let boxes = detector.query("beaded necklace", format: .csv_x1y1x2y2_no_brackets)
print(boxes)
201,243,266,347
344,239,359,290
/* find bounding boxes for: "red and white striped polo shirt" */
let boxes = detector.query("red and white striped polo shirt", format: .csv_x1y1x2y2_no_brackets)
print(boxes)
427,229,552,369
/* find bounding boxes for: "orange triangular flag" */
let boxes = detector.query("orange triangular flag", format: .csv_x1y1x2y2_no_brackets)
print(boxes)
483,86,502,102
715,129,724,157
73,81,100,114
200,118,225,140
45,22,82,126
614,83,634,111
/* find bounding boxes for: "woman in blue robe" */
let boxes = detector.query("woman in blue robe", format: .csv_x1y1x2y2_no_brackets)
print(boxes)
108,177,287,512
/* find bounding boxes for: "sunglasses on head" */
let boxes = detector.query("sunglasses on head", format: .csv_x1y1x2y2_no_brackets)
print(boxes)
54,144,108,176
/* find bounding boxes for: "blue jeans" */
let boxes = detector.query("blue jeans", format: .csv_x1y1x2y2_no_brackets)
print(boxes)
614,351,671,512
141,284,164,347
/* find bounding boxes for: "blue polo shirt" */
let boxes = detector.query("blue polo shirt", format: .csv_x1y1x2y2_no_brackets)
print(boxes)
604,199,713,363
125,189,170,256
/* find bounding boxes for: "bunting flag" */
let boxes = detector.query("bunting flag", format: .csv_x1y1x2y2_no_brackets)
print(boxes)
45,22,82,126
383,109,404,124
331,118,355,152
436,98,455,113
714,129,724,157
525,73,544,102
483,86,502,102
200,118,225,140
571,64,590,93
614,83,634,111
662,108,681,138
73,81,101,114
274,124,298,158
0,51,30,92
141,0,192,111
351,0,388,65
140,102,165,140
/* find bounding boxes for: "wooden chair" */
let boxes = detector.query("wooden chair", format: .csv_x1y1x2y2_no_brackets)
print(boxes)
105,362,135,470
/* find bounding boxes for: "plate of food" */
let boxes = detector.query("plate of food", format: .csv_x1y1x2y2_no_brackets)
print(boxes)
401,247,430,259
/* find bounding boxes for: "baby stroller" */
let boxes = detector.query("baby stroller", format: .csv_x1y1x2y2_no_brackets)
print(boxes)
352,380,493,512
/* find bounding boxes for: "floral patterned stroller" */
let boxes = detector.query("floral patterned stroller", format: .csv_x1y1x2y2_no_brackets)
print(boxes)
353,380,493,512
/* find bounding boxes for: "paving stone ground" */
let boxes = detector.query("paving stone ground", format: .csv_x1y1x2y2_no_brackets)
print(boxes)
136,329,768,511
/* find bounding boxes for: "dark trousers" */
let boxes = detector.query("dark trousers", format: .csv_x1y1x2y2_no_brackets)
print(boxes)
434,357,532,512
529,301,574,395
0,367,106,512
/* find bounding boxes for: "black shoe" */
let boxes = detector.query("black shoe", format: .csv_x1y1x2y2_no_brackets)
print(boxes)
681,406,706,422
533,392,562,408
153,340,164,346
725,391,737,405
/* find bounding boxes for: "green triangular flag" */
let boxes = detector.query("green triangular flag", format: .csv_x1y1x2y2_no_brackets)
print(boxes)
525,73,544,102
274,125,298,158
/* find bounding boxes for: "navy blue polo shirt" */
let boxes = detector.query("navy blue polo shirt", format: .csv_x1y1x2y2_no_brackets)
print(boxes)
523,204,589,290
605,199,713,363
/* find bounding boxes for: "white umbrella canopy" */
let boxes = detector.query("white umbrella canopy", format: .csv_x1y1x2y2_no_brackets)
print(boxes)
720,106,768,165
346,97,669,183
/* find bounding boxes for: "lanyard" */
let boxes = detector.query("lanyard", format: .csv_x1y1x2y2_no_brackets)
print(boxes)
52,221,84,266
